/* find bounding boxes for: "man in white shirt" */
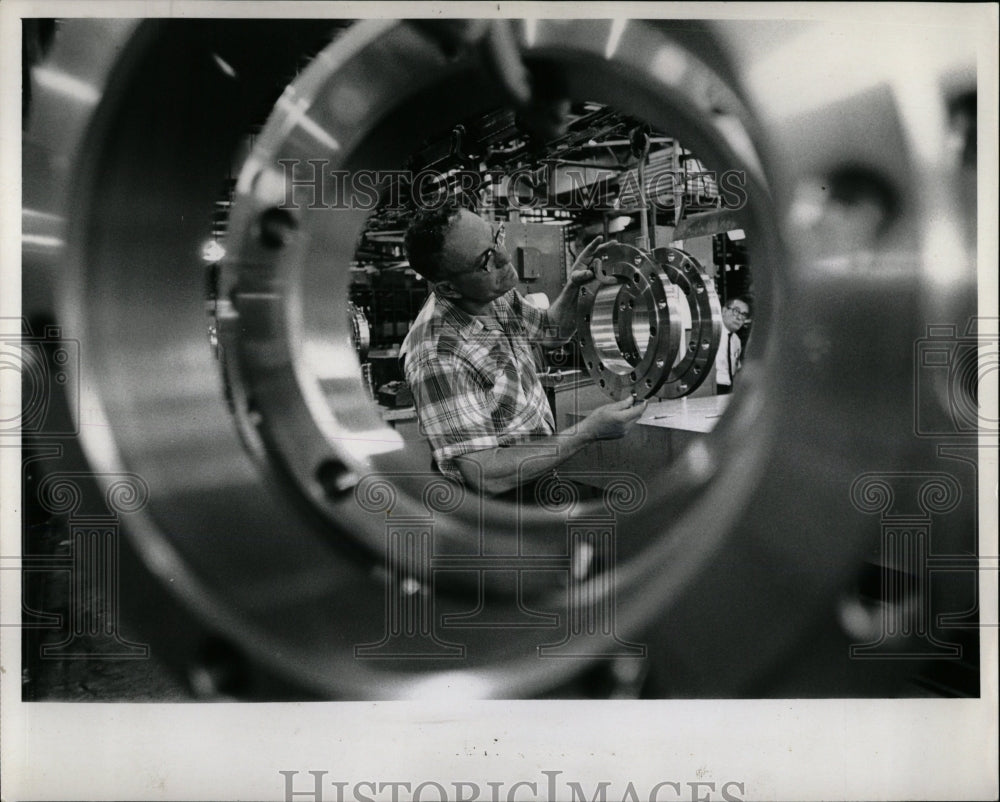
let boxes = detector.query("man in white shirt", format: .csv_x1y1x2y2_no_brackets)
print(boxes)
714,298,751,395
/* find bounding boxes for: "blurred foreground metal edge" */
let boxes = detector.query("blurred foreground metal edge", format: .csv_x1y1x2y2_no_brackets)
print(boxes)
18,18,984,699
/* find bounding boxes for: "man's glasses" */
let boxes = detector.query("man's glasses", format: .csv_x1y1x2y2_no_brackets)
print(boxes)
469,223,506,274
727,306,751,321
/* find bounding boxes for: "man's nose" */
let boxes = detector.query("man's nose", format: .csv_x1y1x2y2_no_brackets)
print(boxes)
494,247,512,270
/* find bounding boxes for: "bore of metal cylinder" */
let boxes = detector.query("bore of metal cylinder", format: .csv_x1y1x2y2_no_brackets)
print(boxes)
576,244,683,400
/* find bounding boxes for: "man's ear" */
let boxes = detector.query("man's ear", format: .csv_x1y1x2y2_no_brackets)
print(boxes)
434,280,461,299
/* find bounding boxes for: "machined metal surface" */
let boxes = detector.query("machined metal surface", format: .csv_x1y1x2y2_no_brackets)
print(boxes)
577,243,683,400
576,243,723,401
652,247,723,398
347,302,371,361
19,16,983,704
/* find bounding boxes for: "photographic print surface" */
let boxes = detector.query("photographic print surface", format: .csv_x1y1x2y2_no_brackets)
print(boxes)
2,3,997,801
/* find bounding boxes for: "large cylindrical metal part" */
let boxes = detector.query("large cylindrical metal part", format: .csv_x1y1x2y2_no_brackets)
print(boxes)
18,16,983,702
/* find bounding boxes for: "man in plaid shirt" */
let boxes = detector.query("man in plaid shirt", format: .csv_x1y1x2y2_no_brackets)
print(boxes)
402,205,647,496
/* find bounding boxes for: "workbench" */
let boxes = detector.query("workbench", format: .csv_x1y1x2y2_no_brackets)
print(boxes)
560,392,731,484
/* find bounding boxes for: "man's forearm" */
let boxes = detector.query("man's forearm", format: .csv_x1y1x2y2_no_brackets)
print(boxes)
454,425,593,496
543,283,583,342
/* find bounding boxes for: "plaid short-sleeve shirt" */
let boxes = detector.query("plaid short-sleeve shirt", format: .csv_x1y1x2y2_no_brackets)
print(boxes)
401,289,557,480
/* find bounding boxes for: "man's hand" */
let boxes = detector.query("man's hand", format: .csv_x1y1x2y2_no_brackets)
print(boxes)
579,397,648,440
567,235,609,286
545,235,613,343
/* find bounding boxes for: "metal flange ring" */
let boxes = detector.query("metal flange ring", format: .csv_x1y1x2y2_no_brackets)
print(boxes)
651,247,723,398
347,301,370,361
577,243,683,400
